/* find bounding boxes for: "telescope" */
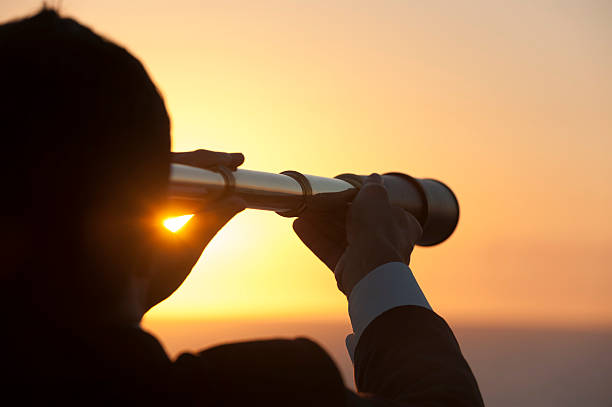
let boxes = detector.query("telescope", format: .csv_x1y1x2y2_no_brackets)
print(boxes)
169,164,459,246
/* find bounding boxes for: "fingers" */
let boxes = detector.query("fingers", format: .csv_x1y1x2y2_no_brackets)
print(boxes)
171,150,245,170
296,189,351,248
397,208,423,242
293,189,349,272
293,218,345,271
355,173,389,205
307,189,357,211
350,174,391,223
299,189,356,221
365,173,383,185
294,212,347,248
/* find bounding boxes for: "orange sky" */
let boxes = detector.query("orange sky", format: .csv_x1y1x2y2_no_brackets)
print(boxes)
4,0,611,328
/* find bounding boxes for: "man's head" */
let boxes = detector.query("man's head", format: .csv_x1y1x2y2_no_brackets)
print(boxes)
1,8,171,321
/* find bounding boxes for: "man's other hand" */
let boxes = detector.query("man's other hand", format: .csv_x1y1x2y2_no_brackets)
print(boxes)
293,174,422,296
144,150,247,312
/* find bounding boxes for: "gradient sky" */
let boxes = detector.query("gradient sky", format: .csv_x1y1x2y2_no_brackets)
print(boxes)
4,0,611,327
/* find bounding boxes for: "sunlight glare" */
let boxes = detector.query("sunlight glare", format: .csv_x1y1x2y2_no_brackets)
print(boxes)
163,214,194,232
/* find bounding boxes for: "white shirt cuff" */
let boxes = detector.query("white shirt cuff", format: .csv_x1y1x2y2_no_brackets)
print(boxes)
345,262,431,361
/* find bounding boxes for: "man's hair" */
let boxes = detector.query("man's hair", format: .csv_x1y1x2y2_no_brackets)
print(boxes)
0,8,171,321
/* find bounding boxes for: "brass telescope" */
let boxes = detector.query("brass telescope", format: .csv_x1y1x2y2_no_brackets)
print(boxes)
169,164,459,246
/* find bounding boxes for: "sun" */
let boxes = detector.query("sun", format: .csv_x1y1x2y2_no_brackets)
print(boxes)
163,214,194,233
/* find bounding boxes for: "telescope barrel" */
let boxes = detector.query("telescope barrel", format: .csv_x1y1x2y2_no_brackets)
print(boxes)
169,164,459,246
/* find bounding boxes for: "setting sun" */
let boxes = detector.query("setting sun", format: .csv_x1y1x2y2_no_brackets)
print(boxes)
163,214,194,233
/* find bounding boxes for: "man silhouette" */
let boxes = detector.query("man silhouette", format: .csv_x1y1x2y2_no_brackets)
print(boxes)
1,8,484,406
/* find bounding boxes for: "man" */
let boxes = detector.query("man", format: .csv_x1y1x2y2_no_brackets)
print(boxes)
1,8,484,406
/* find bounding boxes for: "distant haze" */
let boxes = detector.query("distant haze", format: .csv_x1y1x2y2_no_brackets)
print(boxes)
142,318,612,407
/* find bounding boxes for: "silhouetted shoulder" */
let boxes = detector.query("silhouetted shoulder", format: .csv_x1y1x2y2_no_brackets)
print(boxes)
171,337,346,406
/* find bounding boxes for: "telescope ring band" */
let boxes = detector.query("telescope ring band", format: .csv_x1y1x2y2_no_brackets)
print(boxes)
211,165,236,198
277,170,312,217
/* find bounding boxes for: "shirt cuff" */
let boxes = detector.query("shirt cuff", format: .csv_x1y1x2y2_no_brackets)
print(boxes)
345,262,431,361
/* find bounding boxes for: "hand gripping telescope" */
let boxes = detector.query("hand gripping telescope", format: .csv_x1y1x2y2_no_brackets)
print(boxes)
169,164,459,246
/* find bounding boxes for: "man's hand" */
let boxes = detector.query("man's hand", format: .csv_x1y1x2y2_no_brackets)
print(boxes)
143,150,247,313
293,174,422,296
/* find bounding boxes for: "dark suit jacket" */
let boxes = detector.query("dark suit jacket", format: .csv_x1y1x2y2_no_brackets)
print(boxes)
13,306,483,406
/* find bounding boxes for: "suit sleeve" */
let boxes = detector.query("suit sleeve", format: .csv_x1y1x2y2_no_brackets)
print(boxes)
352,306,484,407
